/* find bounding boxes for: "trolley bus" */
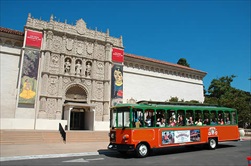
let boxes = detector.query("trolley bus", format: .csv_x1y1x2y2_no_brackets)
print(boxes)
108,101,240,157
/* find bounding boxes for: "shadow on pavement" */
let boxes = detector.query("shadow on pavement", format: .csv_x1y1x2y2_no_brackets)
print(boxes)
99,143,237,159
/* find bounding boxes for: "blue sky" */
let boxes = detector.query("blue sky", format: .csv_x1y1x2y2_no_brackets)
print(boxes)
1,0,250,92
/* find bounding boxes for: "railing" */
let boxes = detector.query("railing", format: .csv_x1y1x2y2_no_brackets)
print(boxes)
59,123,66,142
244,129,251,136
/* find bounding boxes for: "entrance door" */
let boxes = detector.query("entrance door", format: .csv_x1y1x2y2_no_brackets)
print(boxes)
70,111,85,130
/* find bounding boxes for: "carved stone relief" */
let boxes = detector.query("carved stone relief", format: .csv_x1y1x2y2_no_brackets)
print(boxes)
85,61,92,77
96,62,104,80
48,76,58,96
66,38,73,51
50,54,59,67
75,59,82,75
64,58,71,74
47,98,57,119
86,42,93,57
76,41,84,55
76,19,86,35
96,44,105,61
95,81,103,100
52,36,62,53
63,77,71,87
94,102,103,121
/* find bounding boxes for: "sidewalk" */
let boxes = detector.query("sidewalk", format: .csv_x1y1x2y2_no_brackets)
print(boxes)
0,141,110,161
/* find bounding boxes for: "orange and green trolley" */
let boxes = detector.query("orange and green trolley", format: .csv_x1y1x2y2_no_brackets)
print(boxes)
108,101,240,157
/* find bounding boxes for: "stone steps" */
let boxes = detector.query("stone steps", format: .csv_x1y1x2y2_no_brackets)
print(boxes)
0,130,109,145
65,131,109,143
0,130,64,145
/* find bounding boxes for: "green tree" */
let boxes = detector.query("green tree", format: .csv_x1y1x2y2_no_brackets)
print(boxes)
177,58,190,67
205,75,251,128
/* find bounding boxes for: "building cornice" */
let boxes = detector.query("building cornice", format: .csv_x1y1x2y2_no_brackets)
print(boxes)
125,53,207,76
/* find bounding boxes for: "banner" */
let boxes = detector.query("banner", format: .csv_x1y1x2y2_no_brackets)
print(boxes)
111,64,123,106
112,48,124,63
25,30,43,48
18,49,40,104
162,130,201,145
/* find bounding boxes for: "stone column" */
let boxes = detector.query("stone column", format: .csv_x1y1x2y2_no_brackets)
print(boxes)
44,52,50,73
58,76,63,97
38,97,47,119
60,54,65,74
105,43,112,62
56,99,62,119
92,60,96,79
40,74,48,96
81,59,86,77
70,57,75,75
103,102,110,121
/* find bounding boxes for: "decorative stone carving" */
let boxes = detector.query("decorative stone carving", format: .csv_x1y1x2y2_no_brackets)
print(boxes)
85,61,92,77
39,97,46,110
52,36,62,52
96,81,103,99
76,41,84,55
48,76,58,95
50,54,59,67
75,60,82,75
96,62,104,80
76,19,86,35
63,77,71,87
47,98,57,119
64,58,71,74
96,44,105,61
86,42,93,55
66,38,73,51
85,80,91,86
94,102,103,121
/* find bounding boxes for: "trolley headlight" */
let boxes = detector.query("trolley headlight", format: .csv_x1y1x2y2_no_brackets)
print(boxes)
110,133,115,139
123,134,129,140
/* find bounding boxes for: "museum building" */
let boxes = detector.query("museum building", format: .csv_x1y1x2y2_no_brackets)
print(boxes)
0,14,207,131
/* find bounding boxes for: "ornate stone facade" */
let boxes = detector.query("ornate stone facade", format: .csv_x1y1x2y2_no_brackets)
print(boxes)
25,14,123,122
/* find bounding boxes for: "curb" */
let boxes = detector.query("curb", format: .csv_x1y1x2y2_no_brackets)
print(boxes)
0,150,115,162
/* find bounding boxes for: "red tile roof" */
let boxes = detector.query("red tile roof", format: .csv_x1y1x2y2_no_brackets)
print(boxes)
0,27,24,36
125,53,207,74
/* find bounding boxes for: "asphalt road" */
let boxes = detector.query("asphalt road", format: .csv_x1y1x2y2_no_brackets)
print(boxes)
1,141,250,166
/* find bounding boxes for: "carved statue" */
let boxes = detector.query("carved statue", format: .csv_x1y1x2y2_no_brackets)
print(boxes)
75,61,82,75
86,62,92,77
64,59,71,74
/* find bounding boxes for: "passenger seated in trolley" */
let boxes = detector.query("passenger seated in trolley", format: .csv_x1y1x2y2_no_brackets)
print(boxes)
177,115,185,126
225,117,231,124
135,119,141,128
156,118,166,127
186,117,194,126
145,115,151,127
169,118,176,127
195,118,202,126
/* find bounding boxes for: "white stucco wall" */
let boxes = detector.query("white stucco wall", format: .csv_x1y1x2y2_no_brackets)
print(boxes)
0,46,21,118
123,66,204,103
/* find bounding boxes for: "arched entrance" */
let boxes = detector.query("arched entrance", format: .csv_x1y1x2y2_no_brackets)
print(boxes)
63,85,96,130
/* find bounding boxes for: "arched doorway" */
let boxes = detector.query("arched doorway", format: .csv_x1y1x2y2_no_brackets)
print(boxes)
63,85,95,130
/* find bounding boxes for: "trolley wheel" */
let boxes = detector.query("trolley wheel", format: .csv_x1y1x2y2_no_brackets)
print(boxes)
135,143,149,158
208,138,217,150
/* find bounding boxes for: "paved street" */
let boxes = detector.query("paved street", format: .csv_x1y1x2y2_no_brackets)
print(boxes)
1,141,250,166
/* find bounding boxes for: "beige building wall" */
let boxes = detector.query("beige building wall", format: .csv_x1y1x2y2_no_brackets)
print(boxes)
0,46,21,118
123,54,206,103
0,14,207,131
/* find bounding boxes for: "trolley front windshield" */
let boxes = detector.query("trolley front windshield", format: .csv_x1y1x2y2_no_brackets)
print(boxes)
110,107,130,128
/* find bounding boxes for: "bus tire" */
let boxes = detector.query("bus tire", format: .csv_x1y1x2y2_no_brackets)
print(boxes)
208,138,217,150
135,143,149,158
